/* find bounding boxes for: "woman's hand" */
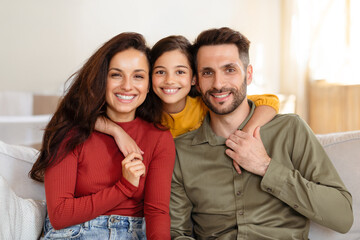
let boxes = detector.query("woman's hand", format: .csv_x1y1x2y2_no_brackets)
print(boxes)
121,152,145,187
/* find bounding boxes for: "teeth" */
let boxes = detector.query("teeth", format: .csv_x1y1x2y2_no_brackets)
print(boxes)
214,93,230,98
116,94,135,100
163,88,178,93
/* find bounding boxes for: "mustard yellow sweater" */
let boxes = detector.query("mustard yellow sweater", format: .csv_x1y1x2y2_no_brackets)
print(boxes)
161,94,279,138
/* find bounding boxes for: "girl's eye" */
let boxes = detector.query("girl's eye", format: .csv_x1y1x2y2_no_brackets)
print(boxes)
176,70,186,75
155,70,165,75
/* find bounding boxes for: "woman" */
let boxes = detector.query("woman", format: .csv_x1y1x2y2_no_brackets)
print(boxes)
30,32,175,239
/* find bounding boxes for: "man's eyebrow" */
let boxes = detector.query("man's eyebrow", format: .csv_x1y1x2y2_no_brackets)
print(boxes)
200,67,213,72
221,63,238,69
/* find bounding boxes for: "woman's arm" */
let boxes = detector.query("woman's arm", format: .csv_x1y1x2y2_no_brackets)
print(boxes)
95,116,143,156
143,131,176,239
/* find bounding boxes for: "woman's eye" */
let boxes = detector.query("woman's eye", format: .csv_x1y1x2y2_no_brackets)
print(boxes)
110,73,121,78
134,75,145,79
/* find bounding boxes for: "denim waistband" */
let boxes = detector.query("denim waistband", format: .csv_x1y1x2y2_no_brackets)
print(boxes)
82,215,144,230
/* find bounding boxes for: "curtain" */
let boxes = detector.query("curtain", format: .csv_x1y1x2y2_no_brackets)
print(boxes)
280,0,360,121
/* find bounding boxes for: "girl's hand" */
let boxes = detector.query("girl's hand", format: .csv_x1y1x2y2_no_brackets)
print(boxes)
114,129,144,157
95,116,144,156
121,152,145,187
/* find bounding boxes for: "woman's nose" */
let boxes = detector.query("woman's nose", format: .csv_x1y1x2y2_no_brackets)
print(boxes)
120,78,132,90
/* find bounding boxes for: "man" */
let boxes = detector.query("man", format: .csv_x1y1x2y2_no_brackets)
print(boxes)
170,27,353,239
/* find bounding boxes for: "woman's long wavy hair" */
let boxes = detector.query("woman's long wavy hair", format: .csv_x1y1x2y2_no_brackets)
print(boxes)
30,32,162,182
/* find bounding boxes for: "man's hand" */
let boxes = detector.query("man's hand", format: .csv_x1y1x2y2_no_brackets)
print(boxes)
225,126,271,176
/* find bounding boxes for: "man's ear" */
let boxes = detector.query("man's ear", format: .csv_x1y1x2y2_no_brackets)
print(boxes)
246,65,253,85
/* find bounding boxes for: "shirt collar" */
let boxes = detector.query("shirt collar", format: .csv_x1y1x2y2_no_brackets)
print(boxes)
192,100,255,146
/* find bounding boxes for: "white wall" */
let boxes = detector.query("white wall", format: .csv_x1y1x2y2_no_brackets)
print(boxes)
0,0,281,95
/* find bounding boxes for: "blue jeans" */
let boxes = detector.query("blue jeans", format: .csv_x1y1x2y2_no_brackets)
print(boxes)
42,215,146,239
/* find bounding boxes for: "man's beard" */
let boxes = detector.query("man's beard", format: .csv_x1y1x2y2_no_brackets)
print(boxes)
201,77,247,115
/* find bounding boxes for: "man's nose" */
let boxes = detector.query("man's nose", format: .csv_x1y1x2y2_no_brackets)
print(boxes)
212,73,223,90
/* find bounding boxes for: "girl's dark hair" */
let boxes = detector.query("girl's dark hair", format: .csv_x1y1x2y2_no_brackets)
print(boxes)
30,32,161,182
150,35,200,98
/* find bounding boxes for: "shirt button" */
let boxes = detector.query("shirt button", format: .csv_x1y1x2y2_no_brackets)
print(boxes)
238,210,244,215
266,187,273,193
293,204,299,209
236,191,242,196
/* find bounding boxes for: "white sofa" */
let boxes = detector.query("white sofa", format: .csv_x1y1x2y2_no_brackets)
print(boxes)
0,131,359,240
0,91,59,148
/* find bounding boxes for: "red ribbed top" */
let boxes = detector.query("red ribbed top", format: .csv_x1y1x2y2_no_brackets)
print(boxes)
44,117,175,239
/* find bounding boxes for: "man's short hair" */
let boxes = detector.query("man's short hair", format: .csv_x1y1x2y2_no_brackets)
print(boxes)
193,27,251,73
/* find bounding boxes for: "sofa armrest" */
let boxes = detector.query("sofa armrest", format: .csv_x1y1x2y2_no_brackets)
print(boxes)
309,131,360,239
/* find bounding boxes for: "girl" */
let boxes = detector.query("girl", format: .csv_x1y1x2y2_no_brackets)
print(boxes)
30,32,175,239
96,35,279,174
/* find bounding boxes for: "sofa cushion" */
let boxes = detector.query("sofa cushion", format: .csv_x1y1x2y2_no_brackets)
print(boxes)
309,131,360,239
0,176,46,240
0,140,45,200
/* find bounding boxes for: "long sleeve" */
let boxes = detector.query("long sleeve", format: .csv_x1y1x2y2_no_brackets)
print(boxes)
248,94,279,113
170,153,195,240
44,141,137,230
260,115,353,233
144,131,176,240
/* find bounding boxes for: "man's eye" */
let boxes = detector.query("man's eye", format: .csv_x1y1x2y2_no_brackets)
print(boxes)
202,71,213,76
226,68,236,73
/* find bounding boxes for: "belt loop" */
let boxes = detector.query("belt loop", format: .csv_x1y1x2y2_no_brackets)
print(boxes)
128,217,133,233
83,219,90,229
107,215,113,229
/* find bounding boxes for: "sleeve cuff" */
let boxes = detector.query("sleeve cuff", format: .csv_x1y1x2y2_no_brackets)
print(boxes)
249,94,280,113
116,177,138,197
260,159,289,197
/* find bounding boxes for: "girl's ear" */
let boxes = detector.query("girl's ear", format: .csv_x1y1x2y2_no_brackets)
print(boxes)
191,76,196,86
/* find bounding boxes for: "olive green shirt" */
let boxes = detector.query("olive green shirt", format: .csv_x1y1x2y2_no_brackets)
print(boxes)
170,102,353,240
